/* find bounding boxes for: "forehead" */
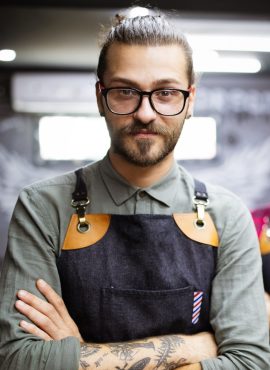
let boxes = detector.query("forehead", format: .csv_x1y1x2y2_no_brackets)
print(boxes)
103,43,189,88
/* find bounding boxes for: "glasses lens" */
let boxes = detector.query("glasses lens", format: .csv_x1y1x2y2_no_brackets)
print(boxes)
107,88,140,114
151,89,186,115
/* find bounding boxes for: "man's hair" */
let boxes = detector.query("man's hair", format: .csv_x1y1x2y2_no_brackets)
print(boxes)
97,14,195,86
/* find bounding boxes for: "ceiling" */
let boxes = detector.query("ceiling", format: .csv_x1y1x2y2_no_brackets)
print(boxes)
2,0,270,16
0,2,270,74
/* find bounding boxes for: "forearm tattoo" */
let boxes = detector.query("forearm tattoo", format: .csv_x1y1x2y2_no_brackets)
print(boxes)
80,343,102,369
106,341,155,363
115,357,151,370
155,335,186,369
79,336,187,370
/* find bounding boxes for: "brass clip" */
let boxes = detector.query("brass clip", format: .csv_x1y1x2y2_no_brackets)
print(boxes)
193,197,209,229
71,198,90,233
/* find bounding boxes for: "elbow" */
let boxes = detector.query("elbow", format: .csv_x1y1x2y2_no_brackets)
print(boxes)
0,337,80,370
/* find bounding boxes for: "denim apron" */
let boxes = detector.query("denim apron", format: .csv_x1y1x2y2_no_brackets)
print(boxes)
57,169,219,342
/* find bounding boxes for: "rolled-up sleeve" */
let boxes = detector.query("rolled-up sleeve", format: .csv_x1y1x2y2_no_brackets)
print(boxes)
0,187,80,370
201,194,270,369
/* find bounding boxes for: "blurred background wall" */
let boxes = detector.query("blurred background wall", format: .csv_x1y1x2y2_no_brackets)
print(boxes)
0,1,270,272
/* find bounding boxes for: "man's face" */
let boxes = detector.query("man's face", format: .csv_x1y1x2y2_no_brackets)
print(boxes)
96,43,195,167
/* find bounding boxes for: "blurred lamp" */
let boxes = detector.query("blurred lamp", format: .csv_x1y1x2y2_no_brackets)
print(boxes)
129,7,150,17
0,49,16,62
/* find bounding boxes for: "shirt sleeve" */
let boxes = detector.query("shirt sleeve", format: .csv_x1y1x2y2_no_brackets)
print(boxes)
0,187,81,370
201,193,270,369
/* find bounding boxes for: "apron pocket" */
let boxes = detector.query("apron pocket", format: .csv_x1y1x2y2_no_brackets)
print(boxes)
101,286,195,342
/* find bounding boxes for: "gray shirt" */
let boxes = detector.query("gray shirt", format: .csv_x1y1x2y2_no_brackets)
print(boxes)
0,155,269,370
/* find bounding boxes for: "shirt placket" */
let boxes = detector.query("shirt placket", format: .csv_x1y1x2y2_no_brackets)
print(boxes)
134,190,151,214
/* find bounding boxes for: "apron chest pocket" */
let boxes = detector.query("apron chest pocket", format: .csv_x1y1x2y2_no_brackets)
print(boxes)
101,285,197,342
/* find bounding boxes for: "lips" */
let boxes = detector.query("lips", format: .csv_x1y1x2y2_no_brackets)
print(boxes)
132,130,158,136
121,122,168,136
130,130,159,140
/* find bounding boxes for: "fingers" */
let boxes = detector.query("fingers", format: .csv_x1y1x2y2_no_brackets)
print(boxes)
16,289,63,328
20,319,52,341
35,280,83,340
15,299,62,340
36,279,73,324
16,280,83,342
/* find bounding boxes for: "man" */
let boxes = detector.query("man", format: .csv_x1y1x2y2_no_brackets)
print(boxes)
0,13,269,370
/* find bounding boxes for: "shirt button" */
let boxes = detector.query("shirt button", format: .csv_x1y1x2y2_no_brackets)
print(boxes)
138,190,146,198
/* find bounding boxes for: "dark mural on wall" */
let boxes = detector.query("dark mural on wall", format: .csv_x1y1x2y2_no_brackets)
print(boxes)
0,74,270,271
186,75,270,208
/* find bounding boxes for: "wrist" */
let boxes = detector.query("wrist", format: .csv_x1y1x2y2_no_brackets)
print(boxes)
186,332,217,363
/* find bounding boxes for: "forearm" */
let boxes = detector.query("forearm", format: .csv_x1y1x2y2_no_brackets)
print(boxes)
78,333,212,370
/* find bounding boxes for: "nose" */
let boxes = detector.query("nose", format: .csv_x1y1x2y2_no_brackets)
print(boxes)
133,95,157,124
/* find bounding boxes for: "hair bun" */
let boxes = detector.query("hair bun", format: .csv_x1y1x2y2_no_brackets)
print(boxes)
115,14,126,25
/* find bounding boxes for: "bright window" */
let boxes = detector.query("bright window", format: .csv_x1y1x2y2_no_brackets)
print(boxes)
175,117,217,160
39,116,110,161
39,116,216,161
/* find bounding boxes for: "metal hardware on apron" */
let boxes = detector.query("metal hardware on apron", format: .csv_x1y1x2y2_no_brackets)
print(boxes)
71,169,90,233
57,169,219,342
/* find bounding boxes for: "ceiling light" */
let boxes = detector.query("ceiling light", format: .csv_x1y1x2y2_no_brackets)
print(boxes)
0,49,16,62
187,35,270,53
129,7,150,18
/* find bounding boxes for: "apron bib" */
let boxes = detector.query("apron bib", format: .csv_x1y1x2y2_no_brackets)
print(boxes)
57,170,219,342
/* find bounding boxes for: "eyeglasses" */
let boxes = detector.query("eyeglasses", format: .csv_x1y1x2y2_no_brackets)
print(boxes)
100,86,190,116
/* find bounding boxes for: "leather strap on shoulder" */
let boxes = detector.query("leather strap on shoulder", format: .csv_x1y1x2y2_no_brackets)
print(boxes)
72,168,88,202
194,179,208,202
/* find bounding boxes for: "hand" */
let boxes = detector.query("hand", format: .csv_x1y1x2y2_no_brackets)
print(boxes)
187,331,217,363
15,279,83,342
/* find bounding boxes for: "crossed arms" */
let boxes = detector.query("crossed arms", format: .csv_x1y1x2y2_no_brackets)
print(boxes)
1,188,269,369
15,279,217,370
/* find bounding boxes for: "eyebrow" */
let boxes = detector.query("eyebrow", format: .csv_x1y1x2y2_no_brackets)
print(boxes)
107,77,184,88
153,78,183,86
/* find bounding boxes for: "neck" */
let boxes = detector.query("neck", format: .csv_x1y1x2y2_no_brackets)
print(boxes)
108,150,174,188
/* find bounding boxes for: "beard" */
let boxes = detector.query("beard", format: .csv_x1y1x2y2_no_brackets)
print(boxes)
107,120,183,167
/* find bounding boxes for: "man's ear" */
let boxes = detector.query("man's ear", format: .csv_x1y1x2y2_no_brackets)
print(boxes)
186,85,196,119
95,81,105,117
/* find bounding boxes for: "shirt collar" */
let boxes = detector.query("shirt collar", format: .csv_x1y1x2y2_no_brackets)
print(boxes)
99,153,180,208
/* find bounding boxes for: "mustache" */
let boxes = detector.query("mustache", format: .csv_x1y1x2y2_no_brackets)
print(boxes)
120,121,170,135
